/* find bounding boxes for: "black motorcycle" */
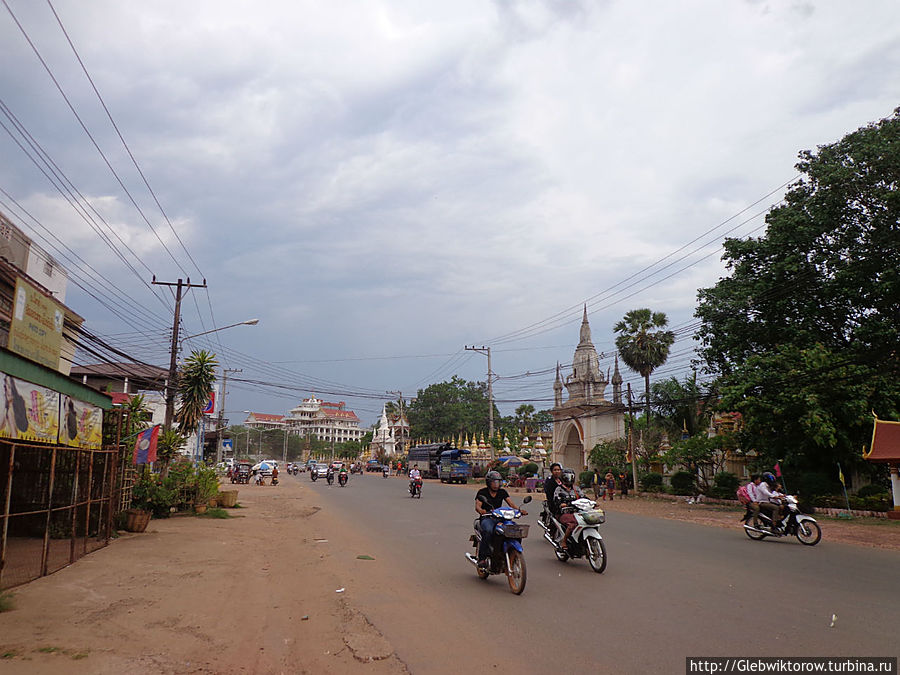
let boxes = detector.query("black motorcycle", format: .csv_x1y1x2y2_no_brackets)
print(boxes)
338,472,348,487
326,471,335,486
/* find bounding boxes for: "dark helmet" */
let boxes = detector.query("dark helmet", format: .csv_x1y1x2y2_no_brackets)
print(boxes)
561,468,576,487
762,471,776,485
485,470,502,488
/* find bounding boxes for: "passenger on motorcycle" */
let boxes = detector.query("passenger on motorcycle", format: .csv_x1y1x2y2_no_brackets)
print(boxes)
475,470,528,569
553,469,583,551
757,472,785,531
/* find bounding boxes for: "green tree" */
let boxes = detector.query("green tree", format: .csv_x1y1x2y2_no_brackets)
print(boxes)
695,109,900,472
157,428,187,477
664,434,735,493
513,404,536,435
407,376,498,440
651,373,715,439
588,438,627,473
175,350,219,436
614,308,675,422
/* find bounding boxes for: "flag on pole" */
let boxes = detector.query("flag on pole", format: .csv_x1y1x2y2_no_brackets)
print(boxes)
838,465,845,486
774,462,782,477
133,425,160,464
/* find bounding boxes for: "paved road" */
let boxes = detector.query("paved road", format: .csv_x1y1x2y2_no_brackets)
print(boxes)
301,473,899,673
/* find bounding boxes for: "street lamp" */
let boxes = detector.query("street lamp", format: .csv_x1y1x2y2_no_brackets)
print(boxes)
164,318,259,430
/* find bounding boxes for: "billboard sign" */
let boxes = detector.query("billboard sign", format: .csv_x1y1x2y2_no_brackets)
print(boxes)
7,277,65,371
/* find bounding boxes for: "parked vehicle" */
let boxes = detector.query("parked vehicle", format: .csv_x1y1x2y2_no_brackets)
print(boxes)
439,448,472,484
538,497,607,573
742,495,821,545
465,495,532,594
407,442,453,479
365,460,381,472
408,477,423,498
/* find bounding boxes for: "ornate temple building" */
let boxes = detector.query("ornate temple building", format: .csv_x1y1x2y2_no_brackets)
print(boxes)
551,306,626,471
368,404,396,458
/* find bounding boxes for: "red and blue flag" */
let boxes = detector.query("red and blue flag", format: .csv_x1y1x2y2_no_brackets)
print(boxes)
133,425,160,464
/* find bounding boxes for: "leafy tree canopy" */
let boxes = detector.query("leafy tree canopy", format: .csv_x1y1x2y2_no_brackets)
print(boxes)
614,308,675,420
695,109,900,472
175,349,218,435
407,376,498,440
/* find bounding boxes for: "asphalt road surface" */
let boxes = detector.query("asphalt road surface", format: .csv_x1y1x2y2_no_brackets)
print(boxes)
302,473,899,673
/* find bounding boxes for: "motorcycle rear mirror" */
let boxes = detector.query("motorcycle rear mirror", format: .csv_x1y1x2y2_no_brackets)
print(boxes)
522,496,532,504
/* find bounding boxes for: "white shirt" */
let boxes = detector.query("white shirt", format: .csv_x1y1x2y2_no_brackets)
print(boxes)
409,469,421,479
756,482,782,503
746,481,760,502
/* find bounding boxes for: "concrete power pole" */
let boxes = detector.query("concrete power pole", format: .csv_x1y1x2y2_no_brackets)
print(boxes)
628,382,638,495
215,368,242,464
152,276,207,430
465,346,495,461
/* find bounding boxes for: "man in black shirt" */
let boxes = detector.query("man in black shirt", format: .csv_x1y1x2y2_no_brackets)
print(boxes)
475,470,528,568
542,463,563,524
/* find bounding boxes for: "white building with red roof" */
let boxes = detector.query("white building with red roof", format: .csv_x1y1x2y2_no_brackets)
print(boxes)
244,412,286,429
285,395,363,444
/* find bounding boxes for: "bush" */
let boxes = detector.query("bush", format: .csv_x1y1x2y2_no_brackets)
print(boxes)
670,471,696,496
523,463,539,477
856,483,888,498
714,471,739,492
131,472,176,518
578,471,594,489
796,472,841,498
640,472,663,491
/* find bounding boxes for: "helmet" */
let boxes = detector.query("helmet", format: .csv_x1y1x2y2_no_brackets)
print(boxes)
561,468,576,487
485,470,502,488
762,472,776,485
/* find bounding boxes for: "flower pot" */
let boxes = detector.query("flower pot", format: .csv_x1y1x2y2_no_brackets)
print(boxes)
124,509,151,533
218,490,238,507
194,504,208,515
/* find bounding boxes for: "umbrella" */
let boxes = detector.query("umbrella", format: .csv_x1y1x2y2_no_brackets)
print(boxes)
498,455,527,467
258,462,271,472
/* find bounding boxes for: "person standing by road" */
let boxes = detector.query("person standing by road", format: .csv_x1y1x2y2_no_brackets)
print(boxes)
604,471,616,501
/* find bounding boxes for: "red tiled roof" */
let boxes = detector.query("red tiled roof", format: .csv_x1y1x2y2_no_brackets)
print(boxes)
110,392,132,405
864,417,900,462
248,413,285,422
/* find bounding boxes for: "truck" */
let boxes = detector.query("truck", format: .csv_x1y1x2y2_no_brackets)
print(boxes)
439,448,472,484
407,442,453,479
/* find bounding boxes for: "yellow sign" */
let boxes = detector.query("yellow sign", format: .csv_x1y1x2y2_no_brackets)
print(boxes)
7,277,65,371
59,395,103,449
0,372,60,443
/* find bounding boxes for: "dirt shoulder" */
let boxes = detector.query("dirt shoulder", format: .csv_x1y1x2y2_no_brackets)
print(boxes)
0,477,409,675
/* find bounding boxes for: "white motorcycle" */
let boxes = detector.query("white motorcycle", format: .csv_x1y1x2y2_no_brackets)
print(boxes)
742,495,821,545
538,497,607,573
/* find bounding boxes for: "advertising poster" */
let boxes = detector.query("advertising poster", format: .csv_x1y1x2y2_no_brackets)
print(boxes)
58,395,103,449
0,372,60,443
7,277,65,372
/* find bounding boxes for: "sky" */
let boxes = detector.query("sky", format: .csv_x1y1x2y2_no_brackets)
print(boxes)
1,0,898,428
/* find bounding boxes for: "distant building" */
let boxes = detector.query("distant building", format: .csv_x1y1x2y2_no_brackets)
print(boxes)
283,395,363,443
244,412,286,430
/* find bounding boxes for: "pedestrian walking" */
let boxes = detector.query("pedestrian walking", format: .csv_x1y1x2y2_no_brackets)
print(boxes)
618,472,629,498
604,471,616,500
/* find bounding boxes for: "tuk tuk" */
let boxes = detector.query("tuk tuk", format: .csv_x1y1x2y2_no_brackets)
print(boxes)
233,461,252,484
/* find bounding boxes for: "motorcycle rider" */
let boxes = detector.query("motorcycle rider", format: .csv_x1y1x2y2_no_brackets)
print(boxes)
757,472,785,531
326,466,335,484
553,468,583,552
542,463,564,525
338,463,349,484
475,470,528,570
408,464,422,495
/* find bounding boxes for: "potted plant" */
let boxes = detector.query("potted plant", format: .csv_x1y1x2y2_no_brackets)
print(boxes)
127,471,174,531
194,466,219,513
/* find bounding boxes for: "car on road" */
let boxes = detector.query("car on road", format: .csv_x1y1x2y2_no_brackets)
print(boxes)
365,460,382,472
315,463,329,478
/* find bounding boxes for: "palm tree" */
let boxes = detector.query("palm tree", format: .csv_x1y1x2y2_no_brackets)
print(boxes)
157,428,187,476
614,308,675,423
175,349,219,436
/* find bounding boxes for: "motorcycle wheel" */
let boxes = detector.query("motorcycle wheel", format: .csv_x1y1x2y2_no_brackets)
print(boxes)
506,549,526,595
586,537,607,574
744,526,766,540
796,520,822,546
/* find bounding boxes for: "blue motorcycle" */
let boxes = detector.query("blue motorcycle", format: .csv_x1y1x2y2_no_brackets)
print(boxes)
465,495,532,594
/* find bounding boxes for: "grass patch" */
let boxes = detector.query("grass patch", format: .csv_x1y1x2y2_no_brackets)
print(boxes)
2,650,18,659
36,646,61,654
198,507,231,519
0,591,15,613
69,651,89,660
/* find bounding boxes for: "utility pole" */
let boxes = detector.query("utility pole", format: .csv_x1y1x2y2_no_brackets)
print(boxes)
627,383,638,495
152,276,207,430
465,346,495,461
215,368,242,464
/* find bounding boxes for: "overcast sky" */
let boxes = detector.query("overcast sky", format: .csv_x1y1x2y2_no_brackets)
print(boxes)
1,0,898,426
